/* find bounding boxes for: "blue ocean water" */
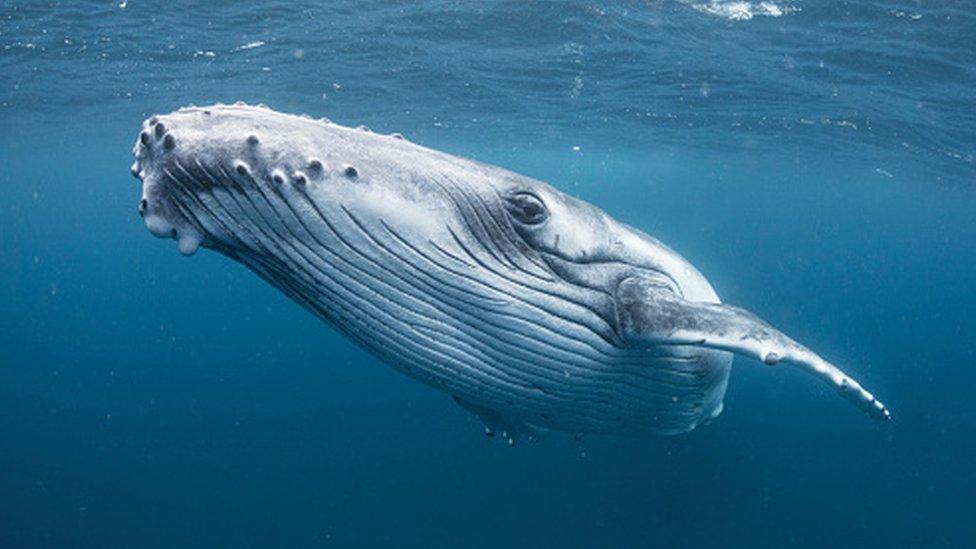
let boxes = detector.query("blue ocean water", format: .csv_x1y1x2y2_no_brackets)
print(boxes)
1,1,974,547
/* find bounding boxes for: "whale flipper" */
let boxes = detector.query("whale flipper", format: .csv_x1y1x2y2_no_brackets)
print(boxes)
616,276,890,421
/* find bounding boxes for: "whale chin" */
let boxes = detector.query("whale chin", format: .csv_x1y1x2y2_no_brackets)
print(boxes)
143,203,204,256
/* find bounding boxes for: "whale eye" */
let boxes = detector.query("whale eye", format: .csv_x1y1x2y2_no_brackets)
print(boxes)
504,192,549,226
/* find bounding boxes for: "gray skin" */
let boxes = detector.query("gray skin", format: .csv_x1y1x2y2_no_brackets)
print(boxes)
131,103,889,440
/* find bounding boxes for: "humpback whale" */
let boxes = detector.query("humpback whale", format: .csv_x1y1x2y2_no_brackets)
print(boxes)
131,103,889,439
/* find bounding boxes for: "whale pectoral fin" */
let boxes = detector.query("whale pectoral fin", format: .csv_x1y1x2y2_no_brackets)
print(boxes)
452,396,546,445
616,276,890,421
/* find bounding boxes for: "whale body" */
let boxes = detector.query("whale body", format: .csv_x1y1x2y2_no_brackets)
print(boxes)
131,103,889,438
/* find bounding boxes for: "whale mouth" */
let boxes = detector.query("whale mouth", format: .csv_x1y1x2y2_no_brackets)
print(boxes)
139,194,205,256
137,187,205,257
130,103,312,258
130,103,362,260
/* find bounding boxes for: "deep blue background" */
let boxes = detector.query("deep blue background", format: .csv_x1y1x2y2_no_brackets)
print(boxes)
1,2,974,547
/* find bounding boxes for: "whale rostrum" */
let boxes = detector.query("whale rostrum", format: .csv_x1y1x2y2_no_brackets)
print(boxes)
131,103,890,438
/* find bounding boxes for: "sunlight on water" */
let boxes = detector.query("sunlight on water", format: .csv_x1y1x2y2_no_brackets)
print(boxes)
685,1,796,21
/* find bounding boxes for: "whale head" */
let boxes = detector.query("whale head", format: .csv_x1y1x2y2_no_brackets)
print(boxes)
132,103,718,302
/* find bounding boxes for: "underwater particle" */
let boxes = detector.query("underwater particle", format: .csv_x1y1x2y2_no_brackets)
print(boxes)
572,145,581,152
570,74,583,99
700,81,710,97
294,49,304,60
